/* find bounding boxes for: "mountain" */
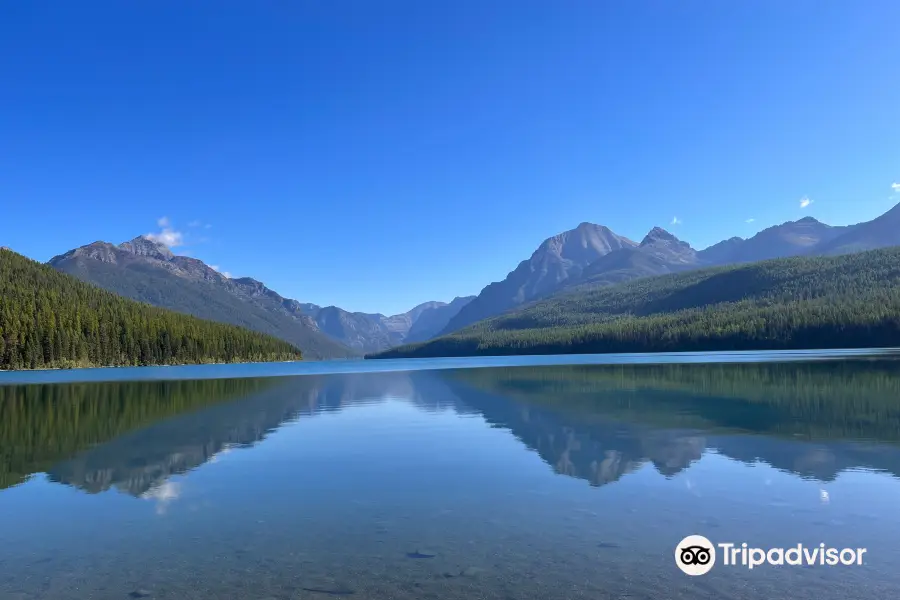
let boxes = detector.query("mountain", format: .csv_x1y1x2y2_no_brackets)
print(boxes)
0,248,302,370
49,236,355,360
814,202,900,255
439,204,900,337
370,246,900,359
560,227,700,292
48,235,471,356
697,216,850,265
405,296,476,343
441,223,637,334
295,297,474,353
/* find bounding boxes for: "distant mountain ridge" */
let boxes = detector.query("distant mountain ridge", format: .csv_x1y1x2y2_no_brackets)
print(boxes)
49,235,473,356
439,202,900,335
295,298,474,353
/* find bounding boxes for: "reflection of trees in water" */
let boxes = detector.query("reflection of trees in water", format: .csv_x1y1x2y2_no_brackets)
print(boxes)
442,359,900,484
0,371,467,495
4,358,900,497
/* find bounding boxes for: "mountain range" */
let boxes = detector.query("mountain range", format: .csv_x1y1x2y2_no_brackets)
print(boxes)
440,202,900,335
37,201,900,360
48,236,473,358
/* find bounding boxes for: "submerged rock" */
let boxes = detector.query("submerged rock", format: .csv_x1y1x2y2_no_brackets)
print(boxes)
597,542,621,549
300,587,355,596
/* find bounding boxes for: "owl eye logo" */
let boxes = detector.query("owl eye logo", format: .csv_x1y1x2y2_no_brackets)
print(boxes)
675,535,716,575
680,545,712,565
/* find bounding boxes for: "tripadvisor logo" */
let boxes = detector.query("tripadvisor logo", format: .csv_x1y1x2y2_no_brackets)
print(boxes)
675,535,867,576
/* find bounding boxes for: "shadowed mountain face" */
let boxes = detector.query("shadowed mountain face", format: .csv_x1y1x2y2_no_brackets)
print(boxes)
404,296,477,343
814,202,900,255
697,217,850,265
49,236,471,355
48,237,356,360
443,223,637,333
5,358,900,497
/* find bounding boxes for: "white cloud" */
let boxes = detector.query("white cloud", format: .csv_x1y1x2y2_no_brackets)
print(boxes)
892,183,900,192
799,196,813,209
745,218,755,223
146,216,185,248
141,481,181,515
222,271,232,278
671,216,681,225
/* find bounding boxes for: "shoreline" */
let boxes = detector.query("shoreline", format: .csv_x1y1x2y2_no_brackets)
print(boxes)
1,347,898,387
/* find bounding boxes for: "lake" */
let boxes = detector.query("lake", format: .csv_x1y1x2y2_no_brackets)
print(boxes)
2,351,900,599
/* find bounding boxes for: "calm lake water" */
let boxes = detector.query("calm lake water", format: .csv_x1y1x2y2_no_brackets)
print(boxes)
3,351,900,599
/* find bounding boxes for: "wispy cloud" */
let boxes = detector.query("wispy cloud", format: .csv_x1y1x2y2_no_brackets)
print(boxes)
670,216,681,225
745,218,755,223
188,220,213,229
892,183,900,192
209,264,232,279
146,216,185,248
799,196,813,209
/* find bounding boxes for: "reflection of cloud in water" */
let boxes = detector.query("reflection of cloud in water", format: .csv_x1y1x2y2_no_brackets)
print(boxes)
208,446,233,464
141,481,181,515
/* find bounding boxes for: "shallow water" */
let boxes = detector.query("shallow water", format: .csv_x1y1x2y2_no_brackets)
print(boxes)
3,354,900,599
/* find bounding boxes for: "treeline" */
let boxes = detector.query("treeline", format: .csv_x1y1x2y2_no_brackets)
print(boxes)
0,249,302,370
372,247,900,359
447,359,900,441
0,377,279,490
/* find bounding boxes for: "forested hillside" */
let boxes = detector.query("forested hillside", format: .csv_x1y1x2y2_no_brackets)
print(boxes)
50,238,355,360
371,247,900,358
0,249,302,370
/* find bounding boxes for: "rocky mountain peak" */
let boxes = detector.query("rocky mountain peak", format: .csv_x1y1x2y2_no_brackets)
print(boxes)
119,235,174,261
231,276,265,289
534,223,636,262
640,227,685,247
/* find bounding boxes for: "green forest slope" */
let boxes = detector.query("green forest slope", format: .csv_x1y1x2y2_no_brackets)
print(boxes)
371,247,900,358
0,249,302,370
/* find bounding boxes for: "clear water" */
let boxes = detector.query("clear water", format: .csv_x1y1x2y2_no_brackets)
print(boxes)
2,352,900,599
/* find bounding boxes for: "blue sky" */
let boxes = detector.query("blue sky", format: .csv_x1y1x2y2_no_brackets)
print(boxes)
2,1,899,315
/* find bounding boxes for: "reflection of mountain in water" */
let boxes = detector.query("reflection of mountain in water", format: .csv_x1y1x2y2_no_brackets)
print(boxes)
5,358,900,497
44,372,467,496
435,374,707,486
445,360,900,484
